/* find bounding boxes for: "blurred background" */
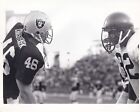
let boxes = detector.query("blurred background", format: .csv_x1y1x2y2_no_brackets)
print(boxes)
5,0,140,104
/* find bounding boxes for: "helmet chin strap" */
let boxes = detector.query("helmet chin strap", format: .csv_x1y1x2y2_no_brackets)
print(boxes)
118,29,131,44
115,29,131,49
38,34,49,69
32,34,41,42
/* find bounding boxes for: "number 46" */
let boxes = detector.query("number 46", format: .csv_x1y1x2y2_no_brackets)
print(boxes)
24,57,39,70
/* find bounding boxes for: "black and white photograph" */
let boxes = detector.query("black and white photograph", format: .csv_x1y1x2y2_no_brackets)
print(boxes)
0,0,140,111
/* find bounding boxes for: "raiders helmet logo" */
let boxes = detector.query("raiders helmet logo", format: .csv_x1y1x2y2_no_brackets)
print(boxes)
36,19,45,29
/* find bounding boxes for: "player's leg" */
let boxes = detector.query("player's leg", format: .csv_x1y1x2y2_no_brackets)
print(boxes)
70,91,79,103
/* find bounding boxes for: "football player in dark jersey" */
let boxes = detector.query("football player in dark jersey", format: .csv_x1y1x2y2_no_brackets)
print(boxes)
101,12,139,103
3,11,53,104
70,75,80,104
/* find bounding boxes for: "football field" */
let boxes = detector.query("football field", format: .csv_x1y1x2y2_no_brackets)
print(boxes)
43,93,116,104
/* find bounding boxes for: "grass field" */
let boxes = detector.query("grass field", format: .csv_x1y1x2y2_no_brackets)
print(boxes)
43,93,116,104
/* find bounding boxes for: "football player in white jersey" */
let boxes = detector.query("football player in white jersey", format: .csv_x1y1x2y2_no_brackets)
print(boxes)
33,69,47,104
101,12,139,103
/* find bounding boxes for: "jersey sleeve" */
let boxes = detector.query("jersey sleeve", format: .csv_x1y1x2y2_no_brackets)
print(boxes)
15,47,44,85
127,31,139,63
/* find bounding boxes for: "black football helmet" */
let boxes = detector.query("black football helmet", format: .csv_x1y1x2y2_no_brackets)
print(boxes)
101,12,134,53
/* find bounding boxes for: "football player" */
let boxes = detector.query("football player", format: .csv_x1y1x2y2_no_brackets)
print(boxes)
95,80,104,104
101,12,139,103
3,11,53,104
70,76,80,104
33,69,47,104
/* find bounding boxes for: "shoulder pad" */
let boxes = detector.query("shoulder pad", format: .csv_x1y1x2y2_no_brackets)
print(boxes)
127,30,139,63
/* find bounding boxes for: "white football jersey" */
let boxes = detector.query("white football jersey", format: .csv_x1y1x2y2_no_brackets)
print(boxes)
126,30,139,99
113,30,139,99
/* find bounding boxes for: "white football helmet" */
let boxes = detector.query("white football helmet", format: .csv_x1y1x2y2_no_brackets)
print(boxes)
23,11,53,44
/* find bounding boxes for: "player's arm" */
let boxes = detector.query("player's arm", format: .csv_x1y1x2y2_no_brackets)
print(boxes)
115,56,130,104
15,56,37,103
15,47,43,103
16,79,36,103
116,65,128,103
116,79,129,104
116,91,128,104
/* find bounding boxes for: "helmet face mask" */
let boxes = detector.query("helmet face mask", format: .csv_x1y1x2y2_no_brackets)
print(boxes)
101,12,134,53
45,28,53,44
23,11,53,44
35,27,53,44
101,28,122,53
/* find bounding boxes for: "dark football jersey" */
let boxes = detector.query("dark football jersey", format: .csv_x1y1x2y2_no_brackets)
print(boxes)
71,82,80,91
3,23,44,102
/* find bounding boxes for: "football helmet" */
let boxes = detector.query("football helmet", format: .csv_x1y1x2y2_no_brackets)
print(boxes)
101,12,134,53
23,11,53,44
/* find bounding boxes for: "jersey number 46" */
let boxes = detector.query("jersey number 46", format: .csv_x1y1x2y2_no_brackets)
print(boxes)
24,57,39,70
